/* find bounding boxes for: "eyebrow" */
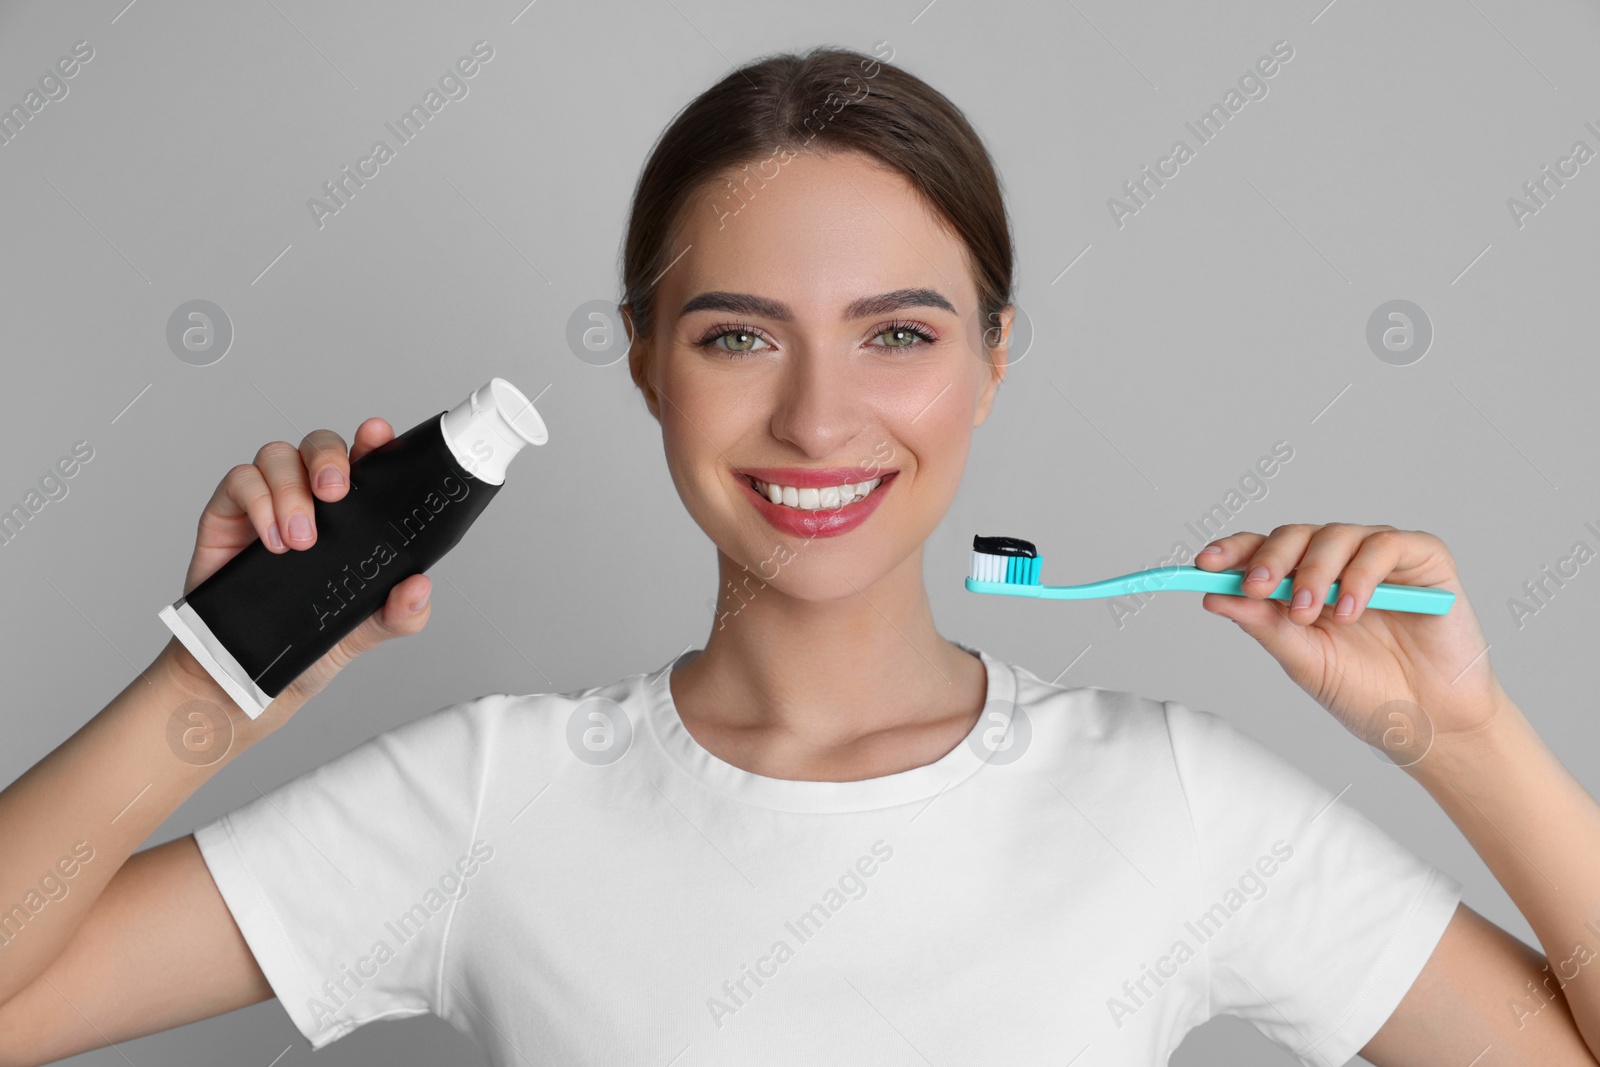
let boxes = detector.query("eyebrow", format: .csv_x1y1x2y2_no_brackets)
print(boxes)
678,287,957,321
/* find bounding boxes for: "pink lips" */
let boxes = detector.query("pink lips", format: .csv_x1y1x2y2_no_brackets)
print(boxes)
736,468,897,539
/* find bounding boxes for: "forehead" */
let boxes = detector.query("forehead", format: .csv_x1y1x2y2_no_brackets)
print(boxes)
662,150,976,318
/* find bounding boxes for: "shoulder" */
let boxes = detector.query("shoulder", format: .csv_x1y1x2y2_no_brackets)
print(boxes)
1005,658,1290,778
1005,658,1179,755
406,665,660,767
999,657,1328,828
994,657,1195,816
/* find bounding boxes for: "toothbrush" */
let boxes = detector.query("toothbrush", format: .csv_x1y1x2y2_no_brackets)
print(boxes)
965,535,1455,616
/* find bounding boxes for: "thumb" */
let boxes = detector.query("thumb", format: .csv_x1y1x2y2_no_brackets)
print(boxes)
338,573,434,658
284,574,434,704
1202,590,1303,655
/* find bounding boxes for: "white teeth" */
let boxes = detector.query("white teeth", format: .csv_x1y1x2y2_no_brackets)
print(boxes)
751,475,885,511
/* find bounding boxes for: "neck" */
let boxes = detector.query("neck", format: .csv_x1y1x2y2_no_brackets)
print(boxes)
680,543,978,741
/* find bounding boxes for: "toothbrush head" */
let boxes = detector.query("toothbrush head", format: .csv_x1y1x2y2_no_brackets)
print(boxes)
970,535,1041,586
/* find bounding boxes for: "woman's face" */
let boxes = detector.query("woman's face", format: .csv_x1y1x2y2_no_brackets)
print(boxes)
630,149,1008,602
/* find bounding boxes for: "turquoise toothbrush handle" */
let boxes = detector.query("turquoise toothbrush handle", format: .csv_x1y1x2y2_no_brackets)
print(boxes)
1170,567,1454,615
964,566,1455,615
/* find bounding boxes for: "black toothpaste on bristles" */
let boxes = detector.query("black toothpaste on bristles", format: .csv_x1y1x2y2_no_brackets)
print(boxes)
970,535,1041,584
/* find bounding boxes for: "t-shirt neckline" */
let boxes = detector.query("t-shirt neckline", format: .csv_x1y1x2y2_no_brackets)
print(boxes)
642,640,1019,813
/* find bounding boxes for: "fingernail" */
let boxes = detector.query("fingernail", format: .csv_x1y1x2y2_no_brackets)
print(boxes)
317,467,346,490
288,513,313,543
410,590,430,612
1291,587,1312,609
1200,545,1222,555
1247,565,1270,583
266,522,284,551
1335,593,1355,616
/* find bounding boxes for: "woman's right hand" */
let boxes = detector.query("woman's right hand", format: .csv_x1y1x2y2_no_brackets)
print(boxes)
0,419,437,1053
165,418,434,723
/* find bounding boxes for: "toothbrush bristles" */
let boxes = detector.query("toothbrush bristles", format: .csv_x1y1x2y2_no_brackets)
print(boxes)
969,549,1041,585
970,535,1040,584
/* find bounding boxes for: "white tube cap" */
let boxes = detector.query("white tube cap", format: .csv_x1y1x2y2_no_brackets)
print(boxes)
439,377,548,485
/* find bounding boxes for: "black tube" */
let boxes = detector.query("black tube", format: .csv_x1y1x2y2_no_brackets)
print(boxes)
159,378,545,717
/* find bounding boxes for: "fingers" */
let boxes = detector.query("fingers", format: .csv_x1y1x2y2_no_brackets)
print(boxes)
1324,529,1408,624
1283,524,1376,622
1195,531,1266,569
217,421,388,555
300,429,351,502
251,441,319,551
348,417,394,464
211,463,279,549
1236,524,1321,599
1197,524,1405,625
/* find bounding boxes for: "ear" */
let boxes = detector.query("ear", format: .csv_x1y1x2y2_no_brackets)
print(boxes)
972,304,1012,428
622,303,662,423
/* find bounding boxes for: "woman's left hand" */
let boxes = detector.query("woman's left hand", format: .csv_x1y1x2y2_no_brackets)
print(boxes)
1194,523,1511,765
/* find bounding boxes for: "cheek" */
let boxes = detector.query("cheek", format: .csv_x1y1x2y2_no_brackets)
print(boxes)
905,405,977,496
656,361,756,488
656,359,711,443
666,353,787,440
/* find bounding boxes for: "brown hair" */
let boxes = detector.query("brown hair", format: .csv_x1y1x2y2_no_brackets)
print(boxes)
621,45,1013,375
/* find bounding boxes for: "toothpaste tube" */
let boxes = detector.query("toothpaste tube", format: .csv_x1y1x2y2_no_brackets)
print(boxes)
159,377,547,717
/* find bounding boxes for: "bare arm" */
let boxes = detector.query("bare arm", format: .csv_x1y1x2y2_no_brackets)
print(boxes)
0,640,269,1013
1192,526,1600,1063
1362,699,1600,1065
0,420,434,1064
0,831,269,1065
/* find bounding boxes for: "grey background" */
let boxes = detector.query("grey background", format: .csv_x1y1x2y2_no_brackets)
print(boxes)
1,0,1596,1063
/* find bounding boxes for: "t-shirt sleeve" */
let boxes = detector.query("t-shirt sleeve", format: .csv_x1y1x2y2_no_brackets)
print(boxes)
192,693,504,1050
1162,698,1463,1067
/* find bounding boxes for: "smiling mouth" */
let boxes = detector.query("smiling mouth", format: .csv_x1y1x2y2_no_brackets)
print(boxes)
743,473,889,511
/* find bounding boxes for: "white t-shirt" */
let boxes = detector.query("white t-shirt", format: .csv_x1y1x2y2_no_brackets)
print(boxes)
193,642,1462,1066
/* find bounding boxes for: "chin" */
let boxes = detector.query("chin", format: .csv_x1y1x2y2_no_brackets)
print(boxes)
733,527,928,600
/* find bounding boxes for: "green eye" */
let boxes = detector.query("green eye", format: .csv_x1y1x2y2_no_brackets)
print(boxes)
870,321,936,350
716,330,765,352
696,327,771,355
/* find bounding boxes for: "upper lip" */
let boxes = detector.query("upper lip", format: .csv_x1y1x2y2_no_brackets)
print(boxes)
736,466,897,488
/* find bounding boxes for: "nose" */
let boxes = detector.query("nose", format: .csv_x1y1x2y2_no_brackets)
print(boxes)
766,345,866,459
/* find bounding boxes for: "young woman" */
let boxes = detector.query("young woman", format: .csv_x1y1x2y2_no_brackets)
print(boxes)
3,46,1599,1067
